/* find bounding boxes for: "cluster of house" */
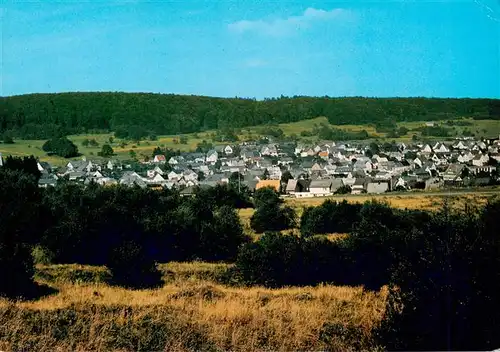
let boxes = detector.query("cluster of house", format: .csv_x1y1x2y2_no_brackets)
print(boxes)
1,135,499,197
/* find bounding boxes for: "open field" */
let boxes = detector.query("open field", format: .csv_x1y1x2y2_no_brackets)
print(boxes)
1,117,498,165
0,262,386,351
238,190,500,237
285,189,500,211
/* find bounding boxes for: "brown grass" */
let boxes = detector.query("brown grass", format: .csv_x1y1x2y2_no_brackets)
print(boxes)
0,262,387,351
286,192,495,211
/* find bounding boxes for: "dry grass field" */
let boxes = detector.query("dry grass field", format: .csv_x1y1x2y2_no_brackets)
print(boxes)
238,191,499,238
285,191,497,211
0,263,387,351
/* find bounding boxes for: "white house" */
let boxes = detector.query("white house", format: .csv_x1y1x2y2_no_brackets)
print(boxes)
453,141,468,150
433,143,450,153
458,152,474,164
267,166,282,180
422,144,433,153
309,179,334,196
206,150,218,164
183,169,198,182
151,174,166,183
167,170,180,181
367,181,390,194
168,157,178,165
224,145,233,155
153,166,164,175
472,154,489,167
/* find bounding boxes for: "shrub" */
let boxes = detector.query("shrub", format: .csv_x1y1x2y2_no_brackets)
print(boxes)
300,200,361,237
250,204,296,233
108,240,163,289
235,232,305,287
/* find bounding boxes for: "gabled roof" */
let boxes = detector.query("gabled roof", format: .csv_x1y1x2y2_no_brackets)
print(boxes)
309,179,333,188
353,177,370,186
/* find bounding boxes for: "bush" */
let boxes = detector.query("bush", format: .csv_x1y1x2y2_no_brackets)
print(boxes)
250,204,296,233
108,240,163,289
235,232,305,287
335,185,352,195
300,200,361,237
234,233,345,288
377,201,500,351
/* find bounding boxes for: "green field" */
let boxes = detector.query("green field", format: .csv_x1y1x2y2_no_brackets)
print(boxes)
1,117,499,165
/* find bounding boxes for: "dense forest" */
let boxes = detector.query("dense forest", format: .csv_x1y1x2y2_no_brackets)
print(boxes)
1,92,499,139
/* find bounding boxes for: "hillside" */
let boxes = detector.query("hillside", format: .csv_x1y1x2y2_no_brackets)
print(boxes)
0,262,386,352
1,92,499,139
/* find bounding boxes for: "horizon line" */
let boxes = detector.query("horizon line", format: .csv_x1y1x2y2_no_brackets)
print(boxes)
2,91,499,100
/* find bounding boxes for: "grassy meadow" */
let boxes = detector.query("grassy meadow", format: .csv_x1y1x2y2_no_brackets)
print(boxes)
0,262,386,351
1,117,499,166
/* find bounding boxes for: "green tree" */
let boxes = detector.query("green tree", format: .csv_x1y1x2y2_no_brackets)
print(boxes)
98,144,114,157
3,155,41,180
129,149,137,159
280,170,293,185
251,187,295,233
42,137,79,158
0,170,46,298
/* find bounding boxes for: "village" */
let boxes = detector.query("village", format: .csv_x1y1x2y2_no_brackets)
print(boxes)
2,135,499,197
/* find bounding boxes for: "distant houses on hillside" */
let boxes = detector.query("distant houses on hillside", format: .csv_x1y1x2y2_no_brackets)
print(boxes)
1,135,499,195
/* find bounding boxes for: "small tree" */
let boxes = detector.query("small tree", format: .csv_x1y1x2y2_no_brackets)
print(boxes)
98,144,114,157
251,187,295,233
280,171,293,191
129,149,137,159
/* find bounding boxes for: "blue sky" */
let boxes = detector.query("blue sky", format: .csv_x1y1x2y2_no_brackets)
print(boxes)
2,0,500,98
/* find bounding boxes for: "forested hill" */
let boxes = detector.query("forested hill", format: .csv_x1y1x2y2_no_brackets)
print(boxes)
1,92,499,139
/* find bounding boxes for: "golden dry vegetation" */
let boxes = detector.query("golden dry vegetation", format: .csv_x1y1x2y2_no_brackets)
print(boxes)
0,262,387,351
239,192,498,238
286,192,496,211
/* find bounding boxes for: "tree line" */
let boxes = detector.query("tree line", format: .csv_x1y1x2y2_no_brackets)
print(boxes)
1,155,500,350
1,93,499,139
